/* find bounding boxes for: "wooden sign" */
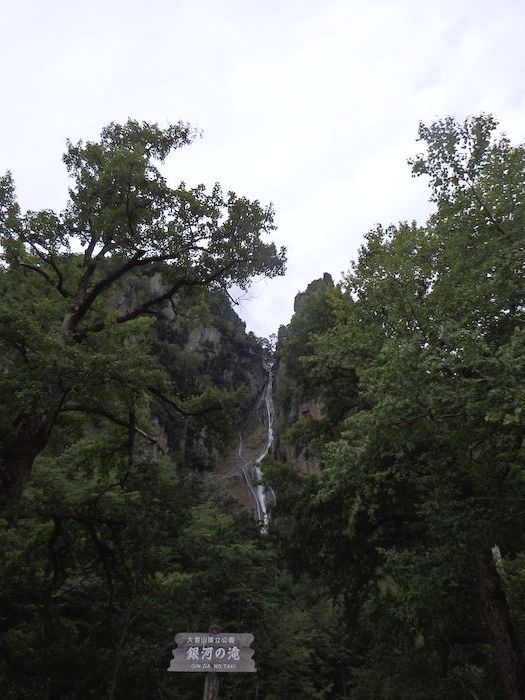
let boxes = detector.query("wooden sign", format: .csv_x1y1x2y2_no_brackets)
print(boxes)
168,633,256,673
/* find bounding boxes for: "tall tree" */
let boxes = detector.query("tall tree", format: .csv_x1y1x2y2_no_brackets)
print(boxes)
0,120,285,503
271,115,525,698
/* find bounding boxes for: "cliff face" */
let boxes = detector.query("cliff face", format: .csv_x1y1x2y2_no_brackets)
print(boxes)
293,272,334,313
114,269,268,476
114,268,342,503
161,292,275,520
157,288,267,472
183,320,266,398
273,371,323,475
272,274,334,474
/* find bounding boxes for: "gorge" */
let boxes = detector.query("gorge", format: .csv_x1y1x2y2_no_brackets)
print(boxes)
2,114,525,700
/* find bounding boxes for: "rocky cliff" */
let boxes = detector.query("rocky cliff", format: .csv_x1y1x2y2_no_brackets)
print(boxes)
272,273,335,474
157,289,267,473
114,268,268,479
115,268,341,508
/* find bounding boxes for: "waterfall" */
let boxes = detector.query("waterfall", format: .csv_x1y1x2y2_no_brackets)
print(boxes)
240,366,275,532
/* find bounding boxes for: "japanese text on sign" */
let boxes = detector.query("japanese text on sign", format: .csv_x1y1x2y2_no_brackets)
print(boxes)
167,632,256,673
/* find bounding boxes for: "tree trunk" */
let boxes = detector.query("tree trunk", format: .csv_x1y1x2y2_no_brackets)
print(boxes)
476,546,525,700
203,673,219,700
0,415,49,504
108,589,136,700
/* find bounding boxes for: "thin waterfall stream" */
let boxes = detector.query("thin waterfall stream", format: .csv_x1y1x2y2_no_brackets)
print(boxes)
240,365,276,532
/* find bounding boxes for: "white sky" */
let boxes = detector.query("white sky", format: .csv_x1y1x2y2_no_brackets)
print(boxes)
1,0,524,336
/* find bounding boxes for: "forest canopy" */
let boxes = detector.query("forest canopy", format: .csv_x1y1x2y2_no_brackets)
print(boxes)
1,114,524,699
273,114,525,699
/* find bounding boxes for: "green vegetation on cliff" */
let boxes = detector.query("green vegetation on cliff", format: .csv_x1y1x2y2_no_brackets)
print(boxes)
1,114,524,699
271,115,525,699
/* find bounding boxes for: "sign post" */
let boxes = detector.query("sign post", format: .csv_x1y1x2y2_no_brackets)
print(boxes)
167,631,256,699
203,672,219,700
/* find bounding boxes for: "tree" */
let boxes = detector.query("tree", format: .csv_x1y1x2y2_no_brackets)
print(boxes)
270,115,525,698
0,418,344,698
0,120,286,503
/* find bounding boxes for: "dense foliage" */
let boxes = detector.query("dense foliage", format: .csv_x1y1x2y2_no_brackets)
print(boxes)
271,115,525,699
1,114,524,699
0,122,333,699
0,119,285,504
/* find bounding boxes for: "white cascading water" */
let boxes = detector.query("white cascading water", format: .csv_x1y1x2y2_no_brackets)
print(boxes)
240,366,276,532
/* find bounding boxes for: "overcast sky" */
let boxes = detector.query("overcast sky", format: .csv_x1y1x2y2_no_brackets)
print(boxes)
1,0,524,336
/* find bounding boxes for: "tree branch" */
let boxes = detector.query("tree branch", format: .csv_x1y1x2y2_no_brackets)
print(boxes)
467,178,509,238
84,261,236,334
18,262,70,298
18,261,54,284
60,404,165,453
63,242,207,333
47,253,70,297
147,386,222,417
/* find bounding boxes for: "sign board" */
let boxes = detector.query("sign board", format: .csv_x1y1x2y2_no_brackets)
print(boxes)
168,633,256,673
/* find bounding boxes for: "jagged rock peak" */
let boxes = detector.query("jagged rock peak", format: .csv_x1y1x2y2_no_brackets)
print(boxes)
293,272,334,313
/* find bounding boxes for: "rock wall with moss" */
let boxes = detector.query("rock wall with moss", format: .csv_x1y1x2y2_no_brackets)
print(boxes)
273,273,336,474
